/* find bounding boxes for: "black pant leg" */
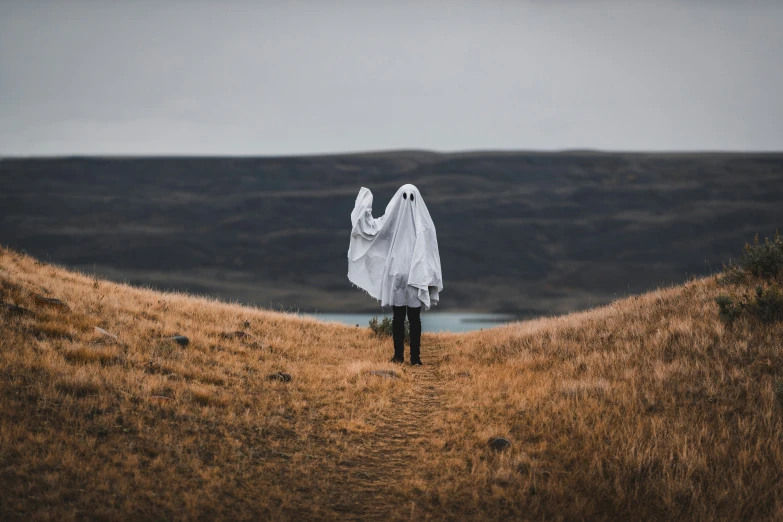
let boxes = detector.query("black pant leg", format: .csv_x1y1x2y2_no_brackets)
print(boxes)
407,306,422,361
392,306,406,360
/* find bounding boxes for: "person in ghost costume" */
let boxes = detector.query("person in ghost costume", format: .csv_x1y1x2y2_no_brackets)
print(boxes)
348,184,443,365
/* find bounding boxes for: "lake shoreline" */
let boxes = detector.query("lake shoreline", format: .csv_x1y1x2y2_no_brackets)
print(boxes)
305,312,519,333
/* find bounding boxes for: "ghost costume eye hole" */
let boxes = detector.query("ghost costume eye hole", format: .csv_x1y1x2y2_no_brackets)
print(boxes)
411,194,415,201
403,193,407,200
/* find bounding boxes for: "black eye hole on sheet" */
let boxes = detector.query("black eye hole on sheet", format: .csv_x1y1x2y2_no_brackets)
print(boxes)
411,194,415,201
403,193,407,199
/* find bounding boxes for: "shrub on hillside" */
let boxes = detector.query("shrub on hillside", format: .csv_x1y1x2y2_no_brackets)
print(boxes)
717,232,783,324
717,263,747,287
719,232,783,286
749,285,783,324
716,294,741,323
717,286,783,325
738,232,783,280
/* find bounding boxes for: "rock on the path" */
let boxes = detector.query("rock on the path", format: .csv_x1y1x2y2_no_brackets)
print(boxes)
367,369,399,380
1,302,33,316
167,335,189,346
31,293,70,310
488,437,511,451
94,327,118,341
267,372,292,382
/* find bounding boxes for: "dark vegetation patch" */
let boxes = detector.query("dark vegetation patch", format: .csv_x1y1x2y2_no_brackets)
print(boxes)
775,380,783,408
189,389,221,406
717,232,783,325
62,347,120,366
55,378,102,397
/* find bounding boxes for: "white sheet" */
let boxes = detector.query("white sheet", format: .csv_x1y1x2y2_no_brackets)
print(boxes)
347,184,443,309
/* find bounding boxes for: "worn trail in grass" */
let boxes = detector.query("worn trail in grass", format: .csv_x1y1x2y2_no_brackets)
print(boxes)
328,341,447,520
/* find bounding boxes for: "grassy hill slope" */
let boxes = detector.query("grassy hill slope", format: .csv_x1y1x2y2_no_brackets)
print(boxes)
2,152,783,315
1,245,782,520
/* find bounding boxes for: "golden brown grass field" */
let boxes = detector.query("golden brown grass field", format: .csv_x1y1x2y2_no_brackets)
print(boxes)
2,244,783,521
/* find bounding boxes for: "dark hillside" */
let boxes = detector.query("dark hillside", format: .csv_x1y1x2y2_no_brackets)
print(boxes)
2,151,782,313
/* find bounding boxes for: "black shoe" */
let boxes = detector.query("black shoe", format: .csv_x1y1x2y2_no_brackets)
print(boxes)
390,356,404,364
410,359,423,366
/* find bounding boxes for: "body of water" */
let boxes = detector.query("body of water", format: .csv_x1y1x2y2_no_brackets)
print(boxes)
306,312,515,333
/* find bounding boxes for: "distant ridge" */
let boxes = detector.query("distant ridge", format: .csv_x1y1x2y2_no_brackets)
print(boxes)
1,151,782,314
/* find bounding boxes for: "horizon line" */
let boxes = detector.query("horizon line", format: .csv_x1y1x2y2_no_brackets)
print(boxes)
3,147,783,161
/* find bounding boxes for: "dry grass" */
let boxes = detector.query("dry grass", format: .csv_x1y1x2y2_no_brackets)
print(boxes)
1,246,782,520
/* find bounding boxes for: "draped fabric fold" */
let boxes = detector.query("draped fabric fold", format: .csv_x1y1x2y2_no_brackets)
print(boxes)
347,184,443,310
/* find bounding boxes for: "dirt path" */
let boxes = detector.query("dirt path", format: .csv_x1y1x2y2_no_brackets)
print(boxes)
328,342,447,520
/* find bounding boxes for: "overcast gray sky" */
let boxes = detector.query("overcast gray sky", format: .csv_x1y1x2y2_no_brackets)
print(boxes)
1,1,782,156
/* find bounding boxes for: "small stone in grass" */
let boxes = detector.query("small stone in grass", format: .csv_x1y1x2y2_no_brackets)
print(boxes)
31,293,70,310
267,372,292,382
367,369,399,380
488,437,511,452
167,335,189,346
94,326,118,341
1,302,33,316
